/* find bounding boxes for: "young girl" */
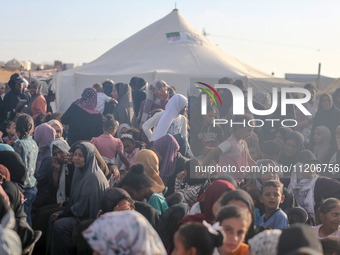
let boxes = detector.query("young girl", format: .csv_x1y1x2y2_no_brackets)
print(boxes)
203,114,256,184
91,114,129,167
121,164,169,215
215,205,251,255
172,222,224,255
118,129,143,170
13,114,38,227
313,198,340,239
3,121,18,145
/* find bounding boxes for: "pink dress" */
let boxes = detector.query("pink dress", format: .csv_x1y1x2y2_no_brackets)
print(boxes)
216,134,248,183
91,134,123,161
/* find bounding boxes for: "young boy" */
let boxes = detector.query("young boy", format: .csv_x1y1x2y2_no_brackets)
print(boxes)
93,83,117,116
258,180,289,230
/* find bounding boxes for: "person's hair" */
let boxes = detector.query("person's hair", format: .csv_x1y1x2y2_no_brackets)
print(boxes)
216,205,249,223
121,128,139,143
120,164,152,191
232,113,254,131
146,141,154,150
261,180,283,195
103,114,119,132
93,83,103,92
206,105,216,115
42,112,62,123
261,140,281,156
321,238,340,255
6,121,15,130
47,89,55,98
304,83,316,91
319,198,340,215
100,188,135,213
15,114,34,139
177,222,224,255
242,184,261,207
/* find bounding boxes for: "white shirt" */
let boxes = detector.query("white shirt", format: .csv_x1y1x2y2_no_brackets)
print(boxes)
96,92,112,115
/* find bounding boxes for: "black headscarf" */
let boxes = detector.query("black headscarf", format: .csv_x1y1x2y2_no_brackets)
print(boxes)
278,131,305,167
100,188,134,213
333,88,340,111
0,151,27,191
102,80,115,116
130,77,147,118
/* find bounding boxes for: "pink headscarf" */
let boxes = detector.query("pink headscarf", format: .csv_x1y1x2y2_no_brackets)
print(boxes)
75,88,99,114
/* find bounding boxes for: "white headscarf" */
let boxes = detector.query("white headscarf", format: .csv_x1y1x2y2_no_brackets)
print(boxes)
313,126,331,163
82,210,166,255
152,94,187,141
248,229,282,255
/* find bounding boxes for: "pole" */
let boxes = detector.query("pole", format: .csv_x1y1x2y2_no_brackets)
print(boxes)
316,63,321,89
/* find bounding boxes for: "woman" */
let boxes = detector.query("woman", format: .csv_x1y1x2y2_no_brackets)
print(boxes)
143,94,188,142
312,126,333,163
112,82,134,126
179,180,235,226
310,93,340,148
274,127,293,151
333,88,340,111
50,142,108,255
32,124,56,213
277,131,305,168
136,79,169,129
134,149,165,193
102,79,116,116
149,134,185,194
288,150,340,223
130,76,147,119
83,210,166,255
46,119,63,139
61,88,103,145
26,80,47,122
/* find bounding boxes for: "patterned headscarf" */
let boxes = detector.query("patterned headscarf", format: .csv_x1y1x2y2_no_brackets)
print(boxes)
74,88,99,114
82,210,166,255
248,229,282,255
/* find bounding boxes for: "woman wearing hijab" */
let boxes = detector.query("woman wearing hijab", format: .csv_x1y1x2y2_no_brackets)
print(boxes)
112,82,134,126
330,125,340,166
143,94,188,142
135,79,169,130
273,127,293,151
333,88,340,111
83,210,166,255
312,126,334,163
50,142,108,255
149,134,186,195
102,79,116,116
310,93,340,148
46,119,64,139
130,76,147,119
32,124,56,214
26,80,47,122
134,149,165,193
61,88,103,145
178,179,235,231
288,150,340,224
277,131,305,168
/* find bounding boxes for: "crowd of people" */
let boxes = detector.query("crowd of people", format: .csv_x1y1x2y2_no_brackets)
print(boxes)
0,72,340,255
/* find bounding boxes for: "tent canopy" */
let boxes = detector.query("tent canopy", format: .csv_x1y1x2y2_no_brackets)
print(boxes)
53,9,302,112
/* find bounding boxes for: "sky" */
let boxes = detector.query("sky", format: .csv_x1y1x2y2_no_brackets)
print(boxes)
1,0,340,78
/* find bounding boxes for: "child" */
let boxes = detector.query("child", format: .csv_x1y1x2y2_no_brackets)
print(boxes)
172,222,224,255
313,198,340,239
118,128,143,170
3,121,18,145
121,164,169,215
203,114,256,184
93,83,117,116
258,180,288,230
13,114,38,227
91,114,129,167
174,158,207,207
215,205,251,255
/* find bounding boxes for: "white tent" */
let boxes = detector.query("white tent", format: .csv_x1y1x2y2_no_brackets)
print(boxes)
53,9,302,112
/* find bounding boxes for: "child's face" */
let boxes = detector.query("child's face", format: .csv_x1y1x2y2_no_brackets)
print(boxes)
236,126,253,140
220,217,248,254
320,206,340,233
260,186,284,211
6,123,16,136
171,232,192,255
123,140,136,154
122,185,145,202
203,110,215,126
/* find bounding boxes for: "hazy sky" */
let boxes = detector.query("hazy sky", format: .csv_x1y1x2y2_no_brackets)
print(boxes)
1,0,340,78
